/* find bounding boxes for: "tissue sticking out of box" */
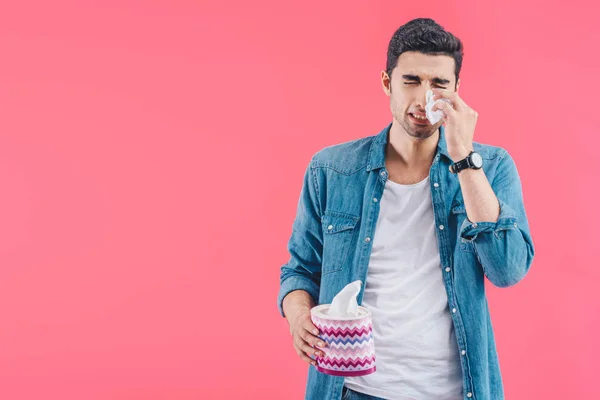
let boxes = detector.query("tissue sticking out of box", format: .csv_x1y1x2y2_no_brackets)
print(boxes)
328,280,362,317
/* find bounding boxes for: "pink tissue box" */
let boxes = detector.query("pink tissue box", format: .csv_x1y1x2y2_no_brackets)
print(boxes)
310,304,376,377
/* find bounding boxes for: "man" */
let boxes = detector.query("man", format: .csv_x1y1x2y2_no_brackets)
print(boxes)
277,18,534,400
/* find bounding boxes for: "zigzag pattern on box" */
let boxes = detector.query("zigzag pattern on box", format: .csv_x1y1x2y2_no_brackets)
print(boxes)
318,363,376,373
318,356,376,369
323,335,373,346
320,332,370,342
323,339,373,351
319,360,376,370
319,326,372,338
320,347,375,359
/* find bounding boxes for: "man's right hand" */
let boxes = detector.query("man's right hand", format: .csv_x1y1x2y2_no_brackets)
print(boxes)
289,308,327,366
283,290,327,366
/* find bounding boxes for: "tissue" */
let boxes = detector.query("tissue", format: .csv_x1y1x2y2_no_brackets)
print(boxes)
425,89,452,125
328,280,362,317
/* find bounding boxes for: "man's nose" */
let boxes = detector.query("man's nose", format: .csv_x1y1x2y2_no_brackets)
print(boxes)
415,86,429,109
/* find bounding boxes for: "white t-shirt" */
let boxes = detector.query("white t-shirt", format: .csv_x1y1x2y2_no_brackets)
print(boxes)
344,176,462,400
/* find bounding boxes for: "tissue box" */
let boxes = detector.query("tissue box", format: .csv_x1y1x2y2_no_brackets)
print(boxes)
310,304,376,377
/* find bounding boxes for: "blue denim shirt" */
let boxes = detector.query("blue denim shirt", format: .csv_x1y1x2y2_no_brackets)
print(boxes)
278,123,535,400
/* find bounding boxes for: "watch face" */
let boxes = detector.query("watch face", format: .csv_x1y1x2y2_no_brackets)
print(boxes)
470,152,483,168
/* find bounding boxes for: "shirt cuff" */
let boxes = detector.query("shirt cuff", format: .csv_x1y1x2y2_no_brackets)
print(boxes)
277,275,320,318
460,199,519,241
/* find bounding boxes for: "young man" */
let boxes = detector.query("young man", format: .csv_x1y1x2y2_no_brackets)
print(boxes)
277,18,534,400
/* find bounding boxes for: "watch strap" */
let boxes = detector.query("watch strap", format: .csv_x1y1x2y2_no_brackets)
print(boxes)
450,153,473,174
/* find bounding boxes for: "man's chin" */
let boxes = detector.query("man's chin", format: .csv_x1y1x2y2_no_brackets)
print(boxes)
407,124,437,139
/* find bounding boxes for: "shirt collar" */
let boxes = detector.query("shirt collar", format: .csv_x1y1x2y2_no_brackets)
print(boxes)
366,122,451,171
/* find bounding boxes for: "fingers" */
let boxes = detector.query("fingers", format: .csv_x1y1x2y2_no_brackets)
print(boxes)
301,339,322,359
296,329,325,356
432,99,456,119
301,328,327,351
431,88,463,110
294,333,321,366
302,317,320,337
291,313,329,366
292,329,328,366
302,320,327,347
301,316,327,349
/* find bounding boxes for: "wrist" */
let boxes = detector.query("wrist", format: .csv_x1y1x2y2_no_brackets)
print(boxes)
450,146,473,163
283,290,315,320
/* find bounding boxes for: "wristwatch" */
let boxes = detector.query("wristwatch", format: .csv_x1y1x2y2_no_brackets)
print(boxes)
449,151,483,174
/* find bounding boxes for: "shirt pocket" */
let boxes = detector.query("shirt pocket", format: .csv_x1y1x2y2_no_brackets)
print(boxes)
321,211,360,275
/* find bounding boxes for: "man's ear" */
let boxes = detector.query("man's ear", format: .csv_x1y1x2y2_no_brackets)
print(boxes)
456,78,460,93
381,71,391,96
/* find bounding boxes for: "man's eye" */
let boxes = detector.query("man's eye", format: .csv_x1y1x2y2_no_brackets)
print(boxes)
435,86,448,89
404,82,418,85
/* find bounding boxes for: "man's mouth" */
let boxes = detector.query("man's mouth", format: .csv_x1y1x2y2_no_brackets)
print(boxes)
408,113,430,125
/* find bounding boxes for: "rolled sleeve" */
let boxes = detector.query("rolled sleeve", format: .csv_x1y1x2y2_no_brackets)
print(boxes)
460,199,518,241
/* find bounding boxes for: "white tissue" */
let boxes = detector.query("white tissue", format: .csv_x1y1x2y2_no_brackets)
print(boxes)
328,280,362,317
425,89,452,125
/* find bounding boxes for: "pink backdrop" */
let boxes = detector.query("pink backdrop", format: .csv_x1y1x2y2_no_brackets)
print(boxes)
0,1,598,399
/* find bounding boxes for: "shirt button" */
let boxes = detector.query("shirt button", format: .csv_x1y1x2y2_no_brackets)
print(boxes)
514,222,518,228
461,350,466,356
373,198,378,202
452,308,457,313
467,393,472,398
327,225,333,230
365,237,371,243
445,267,451,272
472,223,478,228
433,182,439,188
380,171,386,176
439,225,444,230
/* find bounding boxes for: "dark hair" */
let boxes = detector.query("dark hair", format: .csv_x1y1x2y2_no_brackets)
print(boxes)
386,18,464,86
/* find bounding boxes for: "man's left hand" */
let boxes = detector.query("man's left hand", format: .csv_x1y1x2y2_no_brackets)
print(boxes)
431,88,478,162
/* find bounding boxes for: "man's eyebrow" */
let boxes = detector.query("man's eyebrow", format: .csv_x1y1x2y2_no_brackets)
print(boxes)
432,77,451,85
402,74,421,81
401,75,451,85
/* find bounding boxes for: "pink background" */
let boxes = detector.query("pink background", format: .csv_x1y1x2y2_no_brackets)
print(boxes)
0,1,598,399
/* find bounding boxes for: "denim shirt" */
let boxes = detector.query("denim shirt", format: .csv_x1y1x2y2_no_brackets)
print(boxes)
277,123,535,400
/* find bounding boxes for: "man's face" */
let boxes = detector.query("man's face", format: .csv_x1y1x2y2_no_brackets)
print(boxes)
382,51,459,140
